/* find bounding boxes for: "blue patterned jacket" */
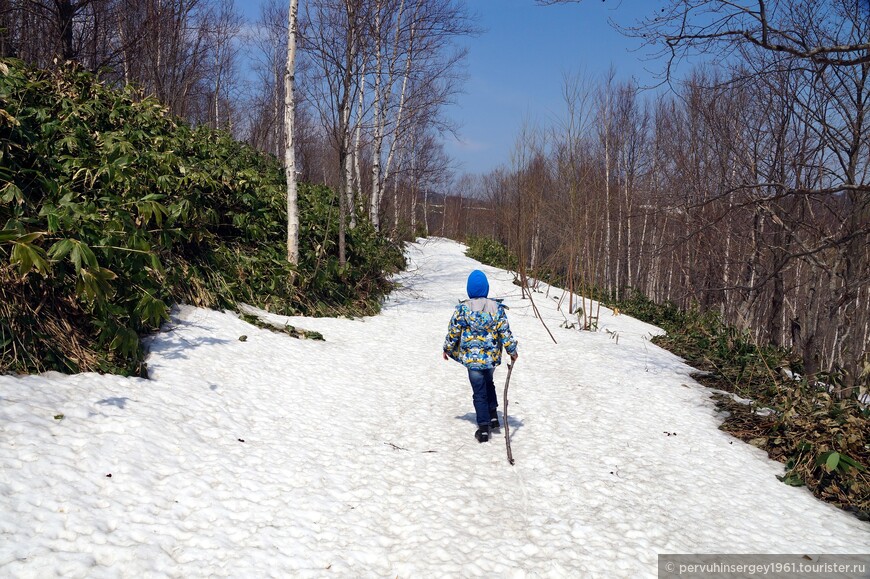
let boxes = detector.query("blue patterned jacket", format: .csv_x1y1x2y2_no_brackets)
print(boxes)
443,298,518,369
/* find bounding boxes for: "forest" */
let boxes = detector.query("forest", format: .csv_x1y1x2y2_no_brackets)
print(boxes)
3,0,864,394
1,0,868,510
1,0,473,374
455,1,870,403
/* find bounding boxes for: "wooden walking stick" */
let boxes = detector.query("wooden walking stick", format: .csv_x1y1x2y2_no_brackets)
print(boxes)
503,359,516,465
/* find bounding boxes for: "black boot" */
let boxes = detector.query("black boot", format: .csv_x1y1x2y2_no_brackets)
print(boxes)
489,410,500,431
475,425,491,443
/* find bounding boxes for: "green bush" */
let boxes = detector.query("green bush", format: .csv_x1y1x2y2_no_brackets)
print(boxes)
464,235,517,271
0,59,403,376
605,289,686,333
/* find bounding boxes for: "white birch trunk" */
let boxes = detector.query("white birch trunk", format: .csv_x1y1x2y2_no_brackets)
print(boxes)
370,0,407,231
369,0,387,229
369,115,383,229
284,0,299,264
637,207,648,287
410,178,418,234
423,188,429,237
603,103,612,293
118,13,130,85
381,40,414,211
213,51,221,129
392,161,401,234
615,152,623,298
350,59,366,229
862,287,869,363
380,0,418,224
624,165,633,292
342,98,354,230
530,219,540,271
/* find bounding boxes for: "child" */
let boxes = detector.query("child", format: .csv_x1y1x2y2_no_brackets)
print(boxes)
443,270,519,443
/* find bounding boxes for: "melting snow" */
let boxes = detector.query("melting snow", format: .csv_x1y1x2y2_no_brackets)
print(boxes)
1,238,868,577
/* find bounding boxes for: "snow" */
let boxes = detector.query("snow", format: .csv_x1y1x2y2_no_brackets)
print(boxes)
1,237,868,577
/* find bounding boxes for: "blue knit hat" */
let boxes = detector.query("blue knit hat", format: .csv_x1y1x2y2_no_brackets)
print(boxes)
466,270,489,299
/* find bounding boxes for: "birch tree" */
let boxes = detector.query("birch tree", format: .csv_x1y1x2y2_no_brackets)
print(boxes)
206,0,242,131
368,0,475,231
596,69,616,294
285,0,299,264
299,0,368,265
367,0,393,230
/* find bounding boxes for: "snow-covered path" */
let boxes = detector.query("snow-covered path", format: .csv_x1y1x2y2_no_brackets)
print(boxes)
1,237,868,577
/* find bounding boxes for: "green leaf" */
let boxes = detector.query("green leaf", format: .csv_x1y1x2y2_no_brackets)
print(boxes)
13,232,44,244
838,454,866,472
48,239,75,261
776,473,805,487
0,229,21,243
68,240,98,273
46,212,60,232
9,234,50,276
135,291,169,327
112,155,131,169
136,199,167,227
76,266,117,302
108,326,139,357
1,182,24,204
796,440,813,453
149,252,165,275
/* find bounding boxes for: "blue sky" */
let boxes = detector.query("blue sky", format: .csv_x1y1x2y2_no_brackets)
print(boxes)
238,0,664,175
445,0,661,175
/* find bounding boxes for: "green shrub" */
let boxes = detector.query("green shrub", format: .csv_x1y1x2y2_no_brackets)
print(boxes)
464,235,517,271
607,289,686,333
0,59,403,376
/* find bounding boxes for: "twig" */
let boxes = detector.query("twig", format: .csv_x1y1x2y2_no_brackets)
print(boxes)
518,269,557,344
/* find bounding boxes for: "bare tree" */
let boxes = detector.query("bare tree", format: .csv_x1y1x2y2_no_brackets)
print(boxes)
300,0,369,265
55,0,96,61
0,0,12,57
537,0,870,66
285,0,299,264
245,0,289,157
367,0,400,231
596,67,617,295
205,0,242,131
1,0,102,65
368,0,475,232
534,0,870,391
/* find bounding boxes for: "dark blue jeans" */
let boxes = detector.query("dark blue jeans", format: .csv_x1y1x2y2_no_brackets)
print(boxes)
467,367,498,427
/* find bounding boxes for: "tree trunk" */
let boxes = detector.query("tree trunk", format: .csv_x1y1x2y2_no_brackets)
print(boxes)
392,168,401,236
284,0,299,264
368,2,384,229
117,7,130,84
410,183,418,235
351,58,365,229
379,0,417,232
423,188,429,237
0,0,11,58
55,0,76,61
